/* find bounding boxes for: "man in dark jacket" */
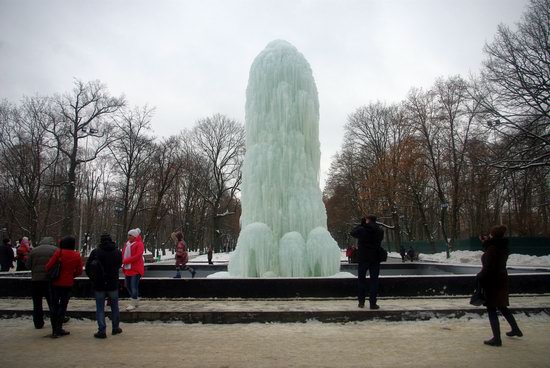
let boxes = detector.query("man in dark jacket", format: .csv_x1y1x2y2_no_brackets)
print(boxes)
350,215,384,309
0,238,15,272
85,233,123,339
26,236,57,328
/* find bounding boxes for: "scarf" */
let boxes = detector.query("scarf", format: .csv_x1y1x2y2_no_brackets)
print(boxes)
123,241,134,270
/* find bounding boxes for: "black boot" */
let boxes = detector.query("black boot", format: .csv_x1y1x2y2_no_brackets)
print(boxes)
484,337,502,346
486,308,502,346
501,307,523,337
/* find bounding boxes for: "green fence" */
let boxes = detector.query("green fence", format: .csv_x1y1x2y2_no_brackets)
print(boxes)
385,237,550,256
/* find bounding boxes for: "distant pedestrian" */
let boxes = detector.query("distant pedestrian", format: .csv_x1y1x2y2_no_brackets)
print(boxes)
86,232,123,338
173,231,195,278
16,237,31,271
478,225,523,347
26,236,57,329
0,238,15,272
207,245,214,265
45,236,83,338
350,215,384,310
407,247,416,262
346,246,354,264
122,228,144,311
399,246,406,263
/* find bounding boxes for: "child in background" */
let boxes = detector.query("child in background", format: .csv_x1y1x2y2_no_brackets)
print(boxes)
173,231,196,279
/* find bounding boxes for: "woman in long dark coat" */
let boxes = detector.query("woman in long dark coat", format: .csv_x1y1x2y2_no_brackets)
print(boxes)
477,225,523,347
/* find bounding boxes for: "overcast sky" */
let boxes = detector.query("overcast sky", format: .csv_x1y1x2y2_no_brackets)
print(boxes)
0,0,529,187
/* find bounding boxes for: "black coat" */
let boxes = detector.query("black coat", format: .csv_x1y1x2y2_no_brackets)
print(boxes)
86,241,122,291
0,244,15,269
477,238,509,307
350,222,384,263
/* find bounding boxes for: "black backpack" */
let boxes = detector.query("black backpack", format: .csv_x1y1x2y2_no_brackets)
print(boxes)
86,253,107,285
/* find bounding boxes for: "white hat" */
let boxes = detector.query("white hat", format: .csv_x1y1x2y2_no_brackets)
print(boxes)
128,228,141,237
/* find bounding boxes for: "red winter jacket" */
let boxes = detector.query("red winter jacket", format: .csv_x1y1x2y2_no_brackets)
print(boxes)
122,235,145,276
17,243,31,262
175,240,189,267
45,248,83,287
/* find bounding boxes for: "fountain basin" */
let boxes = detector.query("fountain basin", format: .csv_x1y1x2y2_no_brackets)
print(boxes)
1,262,548,298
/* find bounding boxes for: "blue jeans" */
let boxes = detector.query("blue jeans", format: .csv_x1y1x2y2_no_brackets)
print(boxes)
357,262,380,306
95,290,120,333
125,275,141,299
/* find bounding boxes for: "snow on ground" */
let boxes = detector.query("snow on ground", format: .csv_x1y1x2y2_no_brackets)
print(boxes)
416,250,550,267
2,314,550,368
187,249,550,268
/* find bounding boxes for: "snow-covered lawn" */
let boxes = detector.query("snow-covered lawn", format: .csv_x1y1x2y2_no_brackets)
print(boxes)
152,248,550,268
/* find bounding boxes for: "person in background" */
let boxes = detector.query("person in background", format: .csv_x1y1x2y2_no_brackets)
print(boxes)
16,237,31,271
86,232,123,338
478,225,523,347
399,246,406,263
0,238,15,272
173,231,195,278
207,245,214,265
346,245,354,264
45,236,83,338
407,247,416,262
350,215,384,310
26,236,57,329
122,228,144,311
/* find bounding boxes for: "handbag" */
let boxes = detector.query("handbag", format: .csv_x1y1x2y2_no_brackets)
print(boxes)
469,280,485,306
48,250,62,281
378,246,388,262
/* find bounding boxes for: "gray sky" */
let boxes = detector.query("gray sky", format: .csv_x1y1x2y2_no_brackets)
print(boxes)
0,0,529,187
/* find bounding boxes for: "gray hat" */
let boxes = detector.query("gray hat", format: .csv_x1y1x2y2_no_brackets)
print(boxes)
38,237,56,246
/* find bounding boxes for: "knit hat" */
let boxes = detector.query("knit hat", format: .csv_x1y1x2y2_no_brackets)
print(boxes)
128,228,141,237
100,232,113,244
21,237,30,246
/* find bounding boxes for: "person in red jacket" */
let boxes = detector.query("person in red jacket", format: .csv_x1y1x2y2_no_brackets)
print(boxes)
173,231,195,279
122,228,144,311
45,236,83,338
16,237,31,271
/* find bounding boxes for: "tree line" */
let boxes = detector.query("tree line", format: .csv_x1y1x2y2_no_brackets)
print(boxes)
323,0,550,254
1,0,548,256
0,80,244,255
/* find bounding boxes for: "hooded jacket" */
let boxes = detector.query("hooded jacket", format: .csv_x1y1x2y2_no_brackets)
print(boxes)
26,237,57,281
86,237,123,291
350,221,384,263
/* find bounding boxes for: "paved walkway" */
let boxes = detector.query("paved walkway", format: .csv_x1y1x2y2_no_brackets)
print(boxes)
1,295,549,323
1,309,549,367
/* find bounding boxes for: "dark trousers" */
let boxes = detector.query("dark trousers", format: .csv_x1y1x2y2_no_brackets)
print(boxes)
487,306,521,340
357,261,380,306
50,286,71,334
31,281,52,328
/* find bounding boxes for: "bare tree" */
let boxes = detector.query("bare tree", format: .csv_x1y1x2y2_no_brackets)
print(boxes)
142,136,182,250
108,105,154,243
43,80,125,238
471,0,550,169
189,114,245,252
0,97,58,242
345,102,411,251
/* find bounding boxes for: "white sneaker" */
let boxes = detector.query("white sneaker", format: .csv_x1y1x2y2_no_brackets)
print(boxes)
125,299,138,311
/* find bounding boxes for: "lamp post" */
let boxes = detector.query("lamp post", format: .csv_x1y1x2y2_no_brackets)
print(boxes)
78,127,98,253
440,202,450,258
114,206,123,247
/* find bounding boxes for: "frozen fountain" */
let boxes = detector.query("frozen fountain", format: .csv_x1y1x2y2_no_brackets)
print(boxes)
227,40,341,277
